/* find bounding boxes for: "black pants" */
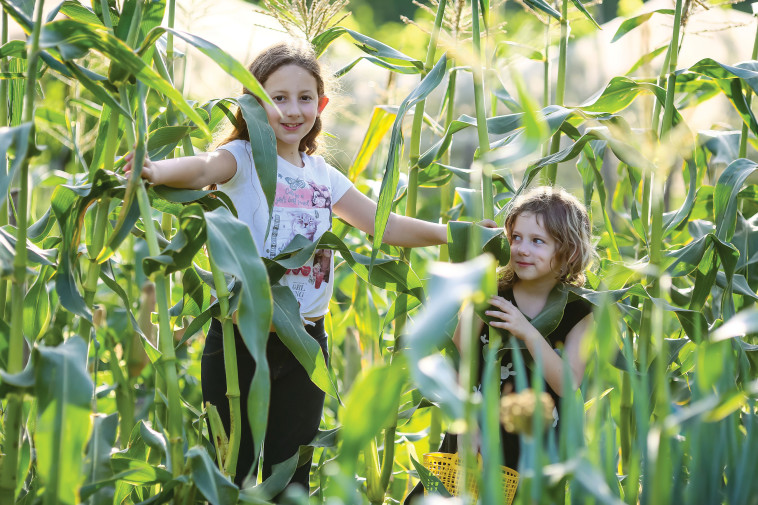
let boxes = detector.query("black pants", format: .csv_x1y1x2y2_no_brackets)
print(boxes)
201,317,328,493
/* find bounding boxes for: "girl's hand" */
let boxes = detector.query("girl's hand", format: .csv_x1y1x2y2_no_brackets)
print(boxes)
485,296,540,344
477,219,499,229
123,151,159,185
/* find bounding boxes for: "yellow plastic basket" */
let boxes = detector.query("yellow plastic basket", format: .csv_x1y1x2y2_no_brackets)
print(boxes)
422,452,519,504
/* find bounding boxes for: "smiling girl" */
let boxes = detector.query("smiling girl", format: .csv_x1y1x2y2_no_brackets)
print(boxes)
124,40,473,495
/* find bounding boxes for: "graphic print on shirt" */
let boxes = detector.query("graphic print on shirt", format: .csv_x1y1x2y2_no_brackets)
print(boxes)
266,174,334,305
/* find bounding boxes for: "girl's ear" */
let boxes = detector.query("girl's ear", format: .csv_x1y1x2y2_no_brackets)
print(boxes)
318,96,329,114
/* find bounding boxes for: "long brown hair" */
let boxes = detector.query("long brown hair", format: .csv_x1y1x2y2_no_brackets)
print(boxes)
221,40,325,155
498,186,594,290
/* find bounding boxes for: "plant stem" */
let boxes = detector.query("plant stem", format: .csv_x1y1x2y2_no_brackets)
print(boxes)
134,83,185,479
472,0,493,219
545,0,569,184
0,10,8,321
209,253,241,480
739,18,758,158
365,438,384,504
381,2,448,497
0,0,45,500
541,20,551,164
659,0,683,139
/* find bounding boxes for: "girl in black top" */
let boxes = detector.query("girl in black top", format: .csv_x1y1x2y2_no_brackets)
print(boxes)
406,186,595,502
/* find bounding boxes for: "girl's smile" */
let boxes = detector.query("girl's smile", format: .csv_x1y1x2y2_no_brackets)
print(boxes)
261,64,321,166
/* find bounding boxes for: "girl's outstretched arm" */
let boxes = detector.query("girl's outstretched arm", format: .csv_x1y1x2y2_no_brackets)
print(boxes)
333,186,448,247
485,296,593,395
123,150,237,190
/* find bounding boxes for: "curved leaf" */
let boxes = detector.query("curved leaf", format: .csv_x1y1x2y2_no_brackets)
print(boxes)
186,446,239,505
204,207,272,466
271,285,339,400
372,54,448,265
38,19,211,138
714,158,758,242
611,9,675,43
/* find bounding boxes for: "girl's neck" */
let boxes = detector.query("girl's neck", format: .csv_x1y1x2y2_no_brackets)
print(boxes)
278,145,304,168
512,278,559,318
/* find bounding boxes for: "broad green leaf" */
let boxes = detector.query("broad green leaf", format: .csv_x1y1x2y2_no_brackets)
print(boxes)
33,337,94,505
143,204,206,276
271,285,339,400
82,413,119,505
310,26,423,70
570,0,600,28
186,446,239,505
139,27,272,106
0,39,25,58
147,125,195,158
65,63,132,120
447,221,507,264
204,207,272,465
233,94,278,226
339,359,407,463
688,59,758,96
60,1,103,25
409,455,452,497
626,45,668,75
0,226,56,278
0,122,32,207
404,255,497,420
23,265,52,341
269,233,426,300
335,56,422,77
611,9,675,43
687,59,758,135
348,106,396,181
109,457,173,485
372,54,447,265
523,0,561,20
579,76,662,114
239,452,298,501
713,158,758,242
38,19,212,138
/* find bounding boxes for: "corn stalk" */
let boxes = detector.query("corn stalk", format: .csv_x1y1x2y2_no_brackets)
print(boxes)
0,0,45,500
132,83,185,485
0,10,9,320
739,13,758,159
545,0,569,183
209,253,242,481
472,0,492,220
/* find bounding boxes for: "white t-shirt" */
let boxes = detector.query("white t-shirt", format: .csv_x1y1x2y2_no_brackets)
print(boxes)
217,139,353,319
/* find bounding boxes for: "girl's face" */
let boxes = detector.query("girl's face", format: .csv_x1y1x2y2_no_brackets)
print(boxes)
508,212,559,286
261,64,320,163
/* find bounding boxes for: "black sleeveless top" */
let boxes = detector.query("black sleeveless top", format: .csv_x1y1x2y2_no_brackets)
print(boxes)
457,287,592,469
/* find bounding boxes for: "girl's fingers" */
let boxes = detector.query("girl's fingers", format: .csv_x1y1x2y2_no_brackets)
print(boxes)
485,310,509,323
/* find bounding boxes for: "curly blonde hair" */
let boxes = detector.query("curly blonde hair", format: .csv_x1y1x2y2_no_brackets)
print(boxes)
498,186,593,290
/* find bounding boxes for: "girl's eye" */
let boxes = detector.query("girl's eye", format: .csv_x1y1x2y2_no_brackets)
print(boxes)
301,95,313,102
273,96,286,102
512,234,521,241
534,238,544,244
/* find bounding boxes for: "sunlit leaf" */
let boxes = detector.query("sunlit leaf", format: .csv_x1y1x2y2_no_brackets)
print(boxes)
611,9,675,43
